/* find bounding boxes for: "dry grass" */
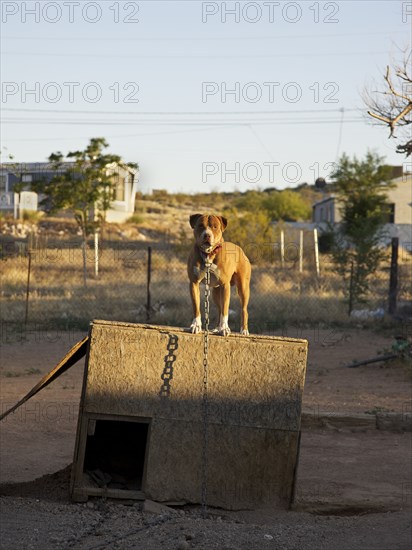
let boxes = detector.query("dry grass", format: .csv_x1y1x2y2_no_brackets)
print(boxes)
2,240,404,333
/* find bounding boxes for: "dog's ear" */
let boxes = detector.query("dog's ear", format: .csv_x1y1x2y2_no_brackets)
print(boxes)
189,214,202,228
219,216,228,231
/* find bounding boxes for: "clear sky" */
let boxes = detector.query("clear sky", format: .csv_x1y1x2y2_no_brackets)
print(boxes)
1,0,411,193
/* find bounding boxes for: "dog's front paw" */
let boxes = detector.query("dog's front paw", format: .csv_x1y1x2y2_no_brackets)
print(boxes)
218,323,231,337
190,317,202,334
240,328,249,336
217,316,231,336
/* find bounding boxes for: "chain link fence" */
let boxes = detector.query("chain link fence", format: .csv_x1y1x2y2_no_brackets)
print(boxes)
2,229,409,335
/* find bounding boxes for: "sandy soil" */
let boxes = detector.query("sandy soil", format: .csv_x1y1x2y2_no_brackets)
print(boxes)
0,326,411,549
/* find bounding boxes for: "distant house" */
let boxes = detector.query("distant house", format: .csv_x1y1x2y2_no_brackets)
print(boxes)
312,195,339,225
312,169,412,249
0,161,139,223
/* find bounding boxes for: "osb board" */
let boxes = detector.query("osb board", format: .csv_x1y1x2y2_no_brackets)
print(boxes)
83,321,307,432
73,321,307,509
145,419,299,509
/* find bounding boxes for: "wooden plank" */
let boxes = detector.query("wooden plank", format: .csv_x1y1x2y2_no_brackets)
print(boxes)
0,336,89,422
72,486,145,502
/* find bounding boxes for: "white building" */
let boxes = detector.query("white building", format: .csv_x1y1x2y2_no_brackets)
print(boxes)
312,171,412,249
0,161,139,223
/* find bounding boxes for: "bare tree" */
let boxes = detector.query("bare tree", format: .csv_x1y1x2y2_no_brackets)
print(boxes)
364,50,412,157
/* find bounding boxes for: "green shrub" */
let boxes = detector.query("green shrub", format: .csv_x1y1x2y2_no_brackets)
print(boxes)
223,209,275,263
127,213,145,225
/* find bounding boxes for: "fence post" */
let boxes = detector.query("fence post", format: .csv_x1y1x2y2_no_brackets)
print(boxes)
146,246,152,322
280,229,285,268
348,261,354,316
388,237,399,315
299,230,303,273
94,231,99,278
313,228,320,277
82,240,87,287
25,250,32,326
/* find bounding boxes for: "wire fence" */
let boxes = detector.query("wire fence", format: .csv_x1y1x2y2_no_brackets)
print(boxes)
2,232,410,335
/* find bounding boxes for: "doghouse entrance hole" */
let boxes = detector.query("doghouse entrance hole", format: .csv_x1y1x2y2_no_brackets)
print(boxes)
83,418,149,491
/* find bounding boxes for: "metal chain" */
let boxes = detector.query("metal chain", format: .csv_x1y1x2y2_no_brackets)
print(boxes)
159,333,179,397
201,261,211,518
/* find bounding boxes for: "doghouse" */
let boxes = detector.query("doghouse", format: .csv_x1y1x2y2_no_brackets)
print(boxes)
70,321,308,509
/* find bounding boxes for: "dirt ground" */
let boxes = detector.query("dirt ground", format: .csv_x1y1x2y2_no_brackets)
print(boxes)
0,326,411,549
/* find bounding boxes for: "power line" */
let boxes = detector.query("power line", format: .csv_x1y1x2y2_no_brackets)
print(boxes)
335,108,345,162
2,117,364,126
2,107,361,116
1,30,403,42
2,50,388,59
248,124,277,161
2,125,232,142
0,114,366,145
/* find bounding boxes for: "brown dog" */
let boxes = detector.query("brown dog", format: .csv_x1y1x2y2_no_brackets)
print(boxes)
187,213,251,336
